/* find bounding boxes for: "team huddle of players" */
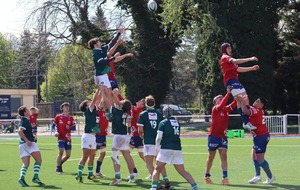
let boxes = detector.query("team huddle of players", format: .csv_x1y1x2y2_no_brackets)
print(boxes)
16,27,274,189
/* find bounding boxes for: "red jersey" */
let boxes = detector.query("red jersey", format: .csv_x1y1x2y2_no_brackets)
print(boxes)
107,61,117,80
249,107,269,137
220,54,239,85
131,106,143,136
96,110,108,136
208,93,237,138
54,114,75,142
29,113,38,128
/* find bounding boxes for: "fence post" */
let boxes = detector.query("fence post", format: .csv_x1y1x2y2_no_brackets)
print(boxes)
298,115,300,134
283,115,287,135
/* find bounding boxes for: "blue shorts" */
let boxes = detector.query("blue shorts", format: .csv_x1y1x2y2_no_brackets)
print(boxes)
253,134,270,153
32,127,37,133
208,135,228,151
58,140,72,150
96,135,107,149
225,79,246,96
129,136,144,148
110,80,119,90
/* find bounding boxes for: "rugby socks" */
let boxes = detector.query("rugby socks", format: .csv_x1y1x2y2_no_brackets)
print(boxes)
260,160,272,179
130,173,135,180
163,175,169,181
151,181,159,189
33,162,41,179
191,182,198,190
133,167,138,174
254,160,261,176
88,166,94,176
222,171,228,179
238,107,249,124
77,164,84,177
96,161,102,173
20,165,28,179
115,172,121,179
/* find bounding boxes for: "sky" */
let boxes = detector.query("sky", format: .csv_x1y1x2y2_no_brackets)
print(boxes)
0,0,124,37
0,0,31,36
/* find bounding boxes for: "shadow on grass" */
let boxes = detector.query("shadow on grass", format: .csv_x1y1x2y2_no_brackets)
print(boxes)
223,184,277,189
42,185,62,189
271,183,300,190
0,169,6,172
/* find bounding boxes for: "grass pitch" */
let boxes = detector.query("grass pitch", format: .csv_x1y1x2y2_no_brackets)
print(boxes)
0,136,299,190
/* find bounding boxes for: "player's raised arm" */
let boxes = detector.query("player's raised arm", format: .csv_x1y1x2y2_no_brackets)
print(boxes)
107,39,123,58
107,26,125,50
237,65,259,73
230,56,258,65
114,53,134,63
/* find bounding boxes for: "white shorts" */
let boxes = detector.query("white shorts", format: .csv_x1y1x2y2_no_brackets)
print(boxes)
112,135,130,150
19,142,40,158
81,133,96,150
94,74,111,88
143,144,156,156
231,88,246,97
157,149,184,165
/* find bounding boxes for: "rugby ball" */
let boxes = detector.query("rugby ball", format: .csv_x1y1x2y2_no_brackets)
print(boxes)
147,0,157,12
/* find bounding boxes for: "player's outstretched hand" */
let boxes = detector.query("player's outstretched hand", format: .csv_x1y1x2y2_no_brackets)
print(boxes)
117,39,123,45
126,53,134,57
119,27,125,34
114,52,121,57
252,65,260,71
250,56,258,61
226,85,232,93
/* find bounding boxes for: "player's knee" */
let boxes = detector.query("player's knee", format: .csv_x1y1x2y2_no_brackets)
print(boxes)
100,147,106,153
137,148,143,153
111,151,120,165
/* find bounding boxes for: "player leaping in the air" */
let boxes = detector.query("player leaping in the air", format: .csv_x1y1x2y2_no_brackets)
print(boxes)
220,43,259,130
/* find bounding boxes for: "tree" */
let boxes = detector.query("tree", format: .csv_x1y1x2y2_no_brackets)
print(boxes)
115,0,180,106
11,30,51,102
166,38,199,108
0,33,17,88
27,0,181,106
40,44,94,103
275,0,300,113
160,0,288,113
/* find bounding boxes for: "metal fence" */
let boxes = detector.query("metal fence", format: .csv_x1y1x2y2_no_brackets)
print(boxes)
1,114,299,135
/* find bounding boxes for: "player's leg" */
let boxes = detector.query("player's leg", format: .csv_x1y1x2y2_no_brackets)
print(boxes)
95,146,106,177
95,135,106,177
56,146,64,174
110,148,122,185
31,148,45,186
144,145,156,175
86,149,97,180
76,148,89,182
248,148,262,183
110,135,122,185
174,164,199,190
60,142,72,173
219,148,229,185
204,135,218,184
151,161,166,190
18,153,30,187
254,134,274,184
227,80,255,130
121,150,136,182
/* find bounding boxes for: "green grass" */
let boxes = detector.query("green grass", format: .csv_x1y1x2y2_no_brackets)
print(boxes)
0,136,299,190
